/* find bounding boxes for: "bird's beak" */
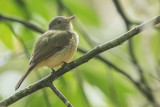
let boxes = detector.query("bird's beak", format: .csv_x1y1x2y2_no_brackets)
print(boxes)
67,16,75,23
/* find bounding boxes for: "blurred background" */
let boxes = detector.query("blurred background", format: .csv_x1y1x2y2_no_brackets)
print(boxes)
0,0,160,107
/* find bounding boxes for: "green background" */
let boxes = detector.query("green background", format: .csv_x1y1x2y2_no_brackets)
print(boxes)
0,0,159,107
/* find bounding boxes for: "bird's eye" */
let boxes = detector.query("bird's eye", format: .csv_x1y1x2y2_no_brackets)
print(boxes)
57,20,61,24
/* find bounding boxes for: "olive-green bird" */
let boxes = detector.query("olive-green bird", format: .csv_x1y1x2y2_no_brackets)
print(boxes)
15,16,79,90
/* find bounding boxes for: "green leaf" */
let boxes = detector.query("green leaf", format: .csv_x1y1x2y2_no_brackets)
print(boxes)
0,23,13,49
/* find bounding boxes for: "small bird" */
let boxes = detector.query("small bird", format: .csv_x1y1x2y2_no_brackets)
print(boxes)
15,16,79,90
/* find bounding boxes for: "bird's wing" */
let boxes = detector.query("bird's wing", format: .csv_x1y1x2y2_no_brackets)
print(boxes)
29,30,72,66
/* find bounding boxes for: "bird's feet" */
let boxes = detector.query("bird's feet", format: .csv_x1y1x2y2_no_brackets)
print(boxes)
62,61,67,67
51,69,56,75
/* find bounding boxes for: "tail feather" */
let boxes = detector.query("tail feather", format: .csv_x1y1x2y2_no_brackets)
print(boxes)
15,65,35,90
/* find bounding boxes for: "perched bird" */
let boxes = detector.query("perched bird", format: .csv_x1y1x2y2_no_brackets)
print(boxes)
15,16,79,90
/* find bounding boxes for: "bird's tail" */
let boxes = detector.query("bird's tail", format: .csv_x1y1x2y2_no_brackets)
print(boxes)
15,65,35,90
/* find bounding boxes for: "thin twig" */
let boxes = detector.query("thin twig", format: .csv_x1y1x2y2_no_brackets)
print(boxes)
58,1,155,104
49,84,72,107
0,13,133,86
56,2,148,105
0,13,91,106
1,11,159,106
112,0,145,79
77,48,132,80
77,47,152,102
0,14,159,106
56,3,92,106
57,0,96,47
0,14,44,33
112,1,158,106
1,4,157,106
57,1,158,106
112,0,141,25
4,23,52,107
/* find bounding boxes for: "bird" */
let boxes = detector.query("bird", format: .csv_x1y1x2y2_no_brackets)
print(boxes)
15,16,79,90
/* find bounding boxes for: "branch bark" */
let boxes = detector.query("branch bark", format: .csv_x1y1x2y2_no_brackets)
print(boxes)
49,84,72,107
0,14,160,106
4,23,52,107
112,1,158,106
0,14,44,33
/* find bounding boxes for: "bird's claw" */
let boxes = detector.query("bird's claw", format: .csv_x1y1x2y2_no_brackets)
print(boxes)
51,69,56,75
62,61,67,67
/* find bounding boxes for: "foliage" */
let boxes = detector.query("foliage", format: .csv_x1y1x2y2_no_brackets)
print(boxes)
0,0,160,107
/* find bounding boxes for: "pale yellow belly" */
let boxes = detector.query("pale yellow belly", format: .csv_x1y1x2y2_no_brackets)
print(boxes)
36,44,77,69
34,31,79,70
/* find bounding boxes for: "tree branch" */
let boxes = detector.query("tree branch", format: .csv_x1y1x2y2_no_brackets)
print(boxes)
49,84,72,107
55,1,157,106
0,12,133,88
112,1,157,106
77,48,133,80
0,14,160,106
0,12,133,86
112,0,144,77
0,14,44,33
57,0,96,47
0,13,125,106
4,22,52,107
112,0,141,26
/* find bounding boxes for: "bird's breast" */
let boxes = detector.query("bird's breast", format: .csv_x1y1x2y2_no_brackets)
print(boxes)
44,31,79,68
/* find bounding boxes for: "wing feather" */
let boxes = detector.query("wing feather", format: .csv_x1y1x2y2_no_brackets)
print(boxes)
29,30,72,66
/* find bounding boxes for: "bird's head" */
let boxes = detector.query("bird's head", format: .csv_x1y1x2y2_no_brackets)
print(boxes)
48,16,75,30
